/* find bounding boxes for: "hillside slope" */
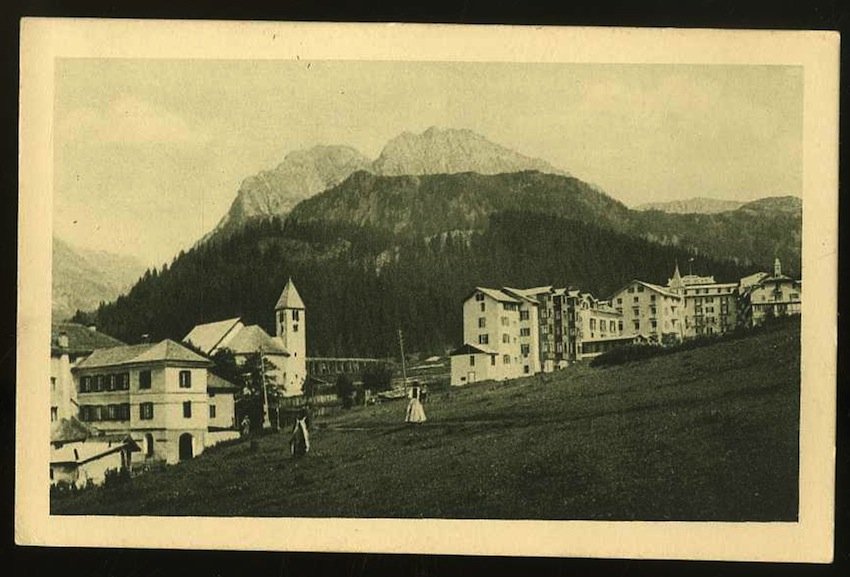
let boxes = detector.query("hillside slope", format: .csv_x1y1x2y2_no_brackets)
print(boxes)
635,197,745,214
53,318,800,521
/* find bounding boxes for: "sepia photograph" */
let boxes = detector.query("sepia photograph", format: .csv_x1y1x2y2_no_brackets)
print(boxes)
16,20,838,561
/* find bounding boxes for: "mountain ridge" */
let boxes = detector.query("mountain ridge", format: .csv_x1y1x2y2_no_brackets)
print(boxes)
208,127,570,238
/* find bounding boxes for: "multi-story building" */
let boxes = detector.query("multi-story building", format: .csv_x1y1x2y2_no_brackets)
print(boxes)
451,287,539,385
667,265,739,337
72,339,236,465
611,280,684,343
451,284,629,384
739,258,802,327
50,323,124,429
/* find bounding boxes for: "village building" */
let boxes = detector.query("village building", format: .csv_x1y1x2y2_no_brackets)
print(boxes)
667,264,739,337
50,437,139,489
739,258,802,327
611,280,684,343
450,287,539,386
51,323,124,427
183,278,307,397
72,339,237,465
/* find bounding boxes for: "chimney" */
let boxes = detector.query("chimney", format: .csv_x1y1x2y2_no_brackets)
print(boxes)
774,258,782,277
58,332,69,349
87,324,97,332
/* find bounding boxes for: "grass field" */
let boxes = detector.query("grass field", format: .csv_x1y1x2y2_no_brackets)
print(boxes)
52,319,800,520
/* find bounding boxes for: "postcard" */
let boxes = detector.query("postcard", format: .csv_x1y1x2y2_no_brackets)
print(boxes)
16,19,838,561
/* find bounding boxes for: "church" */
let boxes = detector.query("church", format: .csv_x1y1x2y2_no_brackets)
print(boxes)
183,278,307,396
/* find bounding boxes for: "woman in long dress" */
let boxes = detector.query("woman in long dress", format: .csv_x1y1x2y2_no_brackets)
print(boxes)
405,385,427,424
290,409,311,457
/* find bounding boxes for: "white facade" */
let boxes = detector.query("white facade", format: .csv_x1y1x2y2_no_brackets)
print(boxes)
450,345,499,386
612,281,684,343
275,279,307,396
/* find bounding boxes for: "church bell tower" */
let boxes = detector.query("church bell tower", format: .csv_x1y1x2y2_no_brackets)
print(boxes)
275,278,306,393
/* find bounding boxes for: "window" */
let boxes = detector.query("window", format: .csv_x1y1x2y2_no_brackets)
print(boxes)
628,287,635,294
610,320,616,332
120,373,130,390
140,402,154,420
502,333,510,344
293,324,299,333
520,327,531,337
210,405,216,419
94,375,104,392
50,406,58,422
651,320,657,329
475,292,485,301
633,320,640,330
80,376,90,393
480,302,485,312
524,365,530,374
618,321,624,332
478,334,489,345
521,344,530,356
469,355,475,366
520,310,530,321
490,356,496,366
589,319,596,331
183,401,192,418
292,310,300,321
119,403,130,420
633,296,639,304
501,316,510,326
617,298,622,304
637,285,645,293
145,433,154,457
50,377,56,391
179,370,192,388
107,404,118,420
650,294,656,301
478,317,486,328
106,374,116,391
502,355,510,365
139,370,151,390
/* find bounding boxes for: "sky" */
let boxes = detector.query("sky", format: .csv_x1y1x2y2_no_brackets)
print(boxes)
53,59,803,267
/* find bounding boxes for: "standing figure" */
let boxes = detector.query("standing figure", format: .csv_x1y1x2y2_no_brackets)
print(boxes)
240,415,251,438
290,408,311,457
405,385,427,424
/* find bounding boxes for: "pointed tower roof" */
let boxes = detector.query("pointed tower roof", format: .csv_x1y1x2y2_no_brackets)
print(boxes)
275,278,305,310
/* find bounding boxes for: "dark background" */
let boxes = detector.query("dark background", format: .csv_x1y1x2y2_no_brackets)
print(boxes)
1,1,847,575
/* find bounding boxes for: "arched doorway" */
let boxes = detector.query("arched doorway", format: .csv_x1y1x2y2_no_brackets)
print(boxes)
178,433,194,461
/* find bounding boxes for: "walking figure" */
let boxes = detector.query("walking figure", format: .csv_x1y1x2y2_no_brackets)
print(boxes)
405,385,427,424
290,408,310,457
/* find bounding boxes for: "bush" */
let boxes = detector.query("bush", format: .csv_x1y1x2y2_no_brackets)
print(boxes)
335,374,355,409
103,467,131,489
361,362,394,392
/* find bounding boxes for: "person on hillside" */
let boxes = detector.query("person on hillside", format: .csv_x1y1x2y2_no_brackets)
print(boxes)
405,385,427,424
290,408,311,457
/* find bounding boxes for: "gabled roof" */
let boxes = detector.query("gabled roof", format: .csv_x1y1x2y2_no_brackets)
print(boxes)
183,317,243,355
50,437,140,465
611,279,682,300
51,323,125,356
225,325,290,356
75,339,212,370
207,372,240,392
275,278,305,310
502,287,542,305
465,287,521,304
450,343,498,356
50,416,93,444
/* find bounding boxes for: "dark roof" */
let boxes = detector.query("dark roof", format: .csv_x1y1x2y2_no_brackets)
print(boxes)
208,372,240,392
50,416,94,444
75,339,212,370
450,343,498,356
51,323,125,356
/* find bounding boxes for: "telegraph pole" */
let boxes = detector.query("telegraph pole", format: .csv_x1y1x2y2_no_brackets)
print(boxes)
260,346,271,429
398,328,408,391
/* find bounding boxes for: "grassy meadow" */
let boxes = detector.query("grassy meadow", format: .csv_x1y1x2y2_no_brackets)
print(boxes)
52,319,800,521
